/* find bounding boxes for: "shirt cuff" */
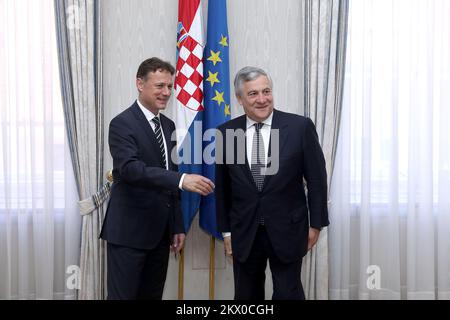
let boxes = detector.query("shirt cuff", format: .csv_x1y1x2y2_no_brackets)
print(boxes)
222,232,231,238
178,173,186,190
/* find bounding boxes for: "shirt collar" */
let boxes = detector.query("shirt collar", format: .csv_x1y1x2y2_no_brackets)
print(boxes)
246,111,274,130
137,99,159,122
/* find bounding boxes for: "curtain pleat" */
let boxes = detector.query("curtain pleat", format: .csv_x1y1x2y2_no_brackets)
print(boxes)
54,0,106,300
301,0,349,300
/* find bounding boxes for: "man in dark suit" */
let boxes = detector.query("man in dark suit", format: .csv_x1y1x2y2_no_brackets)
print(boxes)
215,66,329,300
100,57,214,300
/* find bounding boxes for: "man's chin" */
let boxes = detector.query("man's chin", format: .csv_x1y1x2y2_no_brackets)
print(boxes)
255,110,272,119
157,104,168,110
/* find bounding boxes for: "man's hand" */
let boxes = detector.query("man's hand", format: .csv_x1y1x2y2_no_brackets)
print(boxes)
223,236,232,257
171,233,186,254
182,174,215,196
307,228,321,251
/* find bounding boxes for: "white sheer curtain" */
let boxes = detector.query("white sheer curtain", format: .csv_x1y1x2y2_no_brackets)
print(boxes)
0,0,80,299
329,0,450,300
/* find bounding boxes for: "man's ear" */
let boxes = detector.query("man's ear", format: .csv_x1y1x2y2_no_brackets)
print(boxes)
136,78,143,92
236,94,242,106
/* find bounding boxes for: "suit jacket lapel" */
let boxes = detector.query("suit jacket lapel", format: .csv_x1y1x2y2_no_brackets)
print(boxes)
233,116,257,191
263,109,288,191
130,103,165,168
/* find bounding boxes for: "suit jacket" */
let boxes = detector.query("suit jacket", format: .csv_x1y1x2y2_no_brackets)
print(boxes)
215,109,329,263
100,102,184,250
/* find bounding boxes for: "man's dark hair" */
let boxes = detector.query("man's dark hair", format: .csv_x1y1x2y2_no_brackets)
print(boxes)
136,57,175,80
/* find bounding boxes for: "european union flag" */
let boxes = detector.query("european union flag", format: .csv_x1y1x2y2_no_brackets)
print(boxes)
200,0,231,239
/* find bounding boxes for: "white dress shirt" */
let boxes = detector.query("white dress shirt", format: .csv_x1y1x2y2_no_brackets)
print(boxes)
245,112,273,167
137,99,185,189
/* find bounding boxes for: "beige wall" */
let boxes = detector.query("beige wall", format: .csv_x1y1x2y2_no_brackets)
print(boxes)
101,0,305,299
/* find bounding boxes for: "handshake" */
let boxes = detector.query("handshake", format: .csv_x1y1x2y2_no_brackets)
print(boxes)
181,174,215,196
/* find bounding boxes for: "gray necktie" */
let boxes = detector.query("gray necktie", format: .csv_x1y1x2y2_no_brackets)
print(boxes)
251,123,266,225
152,117,167,169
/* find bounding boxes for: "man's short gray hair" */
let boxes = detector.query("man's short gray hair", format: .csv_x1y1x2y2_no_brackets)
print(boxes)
234,66,273,97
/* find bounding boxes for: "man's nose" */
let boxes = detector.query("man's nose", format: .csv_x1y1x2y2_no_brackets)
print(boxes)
256,93,265,104
163,86,171,96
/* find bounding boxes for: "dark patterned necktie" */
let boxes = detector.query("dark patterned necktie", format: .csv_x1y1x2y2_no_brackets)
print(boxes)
251,123,266,225
152,117,167,169
251,122,266,191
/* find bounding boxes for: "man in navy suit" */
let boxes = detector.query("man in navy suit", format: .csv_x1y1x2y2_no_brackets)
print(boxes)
100,57,214,300
215,66,329,300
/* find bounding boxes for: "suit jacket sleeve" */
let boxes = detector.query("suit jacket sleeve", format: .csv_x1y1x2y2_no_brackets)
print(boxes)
303,118,330,229
109,116,183,192
171,147,185,234
215,127,231,233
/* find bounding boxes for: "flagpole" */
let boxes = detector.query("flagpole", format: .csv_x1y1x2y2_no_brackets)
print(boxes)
209,236,215,300
178,249,185,300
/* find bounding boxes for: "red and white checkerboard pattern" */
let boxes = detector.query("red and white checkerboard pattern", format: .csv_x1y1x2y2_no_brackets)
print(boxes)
175,36,204,111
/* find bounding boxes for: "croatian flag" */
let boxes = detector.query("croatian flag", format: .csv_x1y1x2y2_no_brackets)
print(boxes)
175,0,205,233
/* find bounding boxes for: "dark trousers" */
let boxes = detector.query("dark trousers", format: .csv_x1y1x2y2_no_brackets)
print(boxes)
233,226,305,300
106,234,170,300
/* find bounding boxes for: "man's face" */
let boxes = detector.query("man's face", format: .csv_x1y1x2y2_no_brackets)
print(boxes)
136,69,174,114
237,75,274,122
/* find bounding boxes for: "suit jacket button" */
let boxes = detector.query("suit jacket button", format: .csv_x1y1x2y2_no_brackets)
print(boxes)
166,203,171,208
